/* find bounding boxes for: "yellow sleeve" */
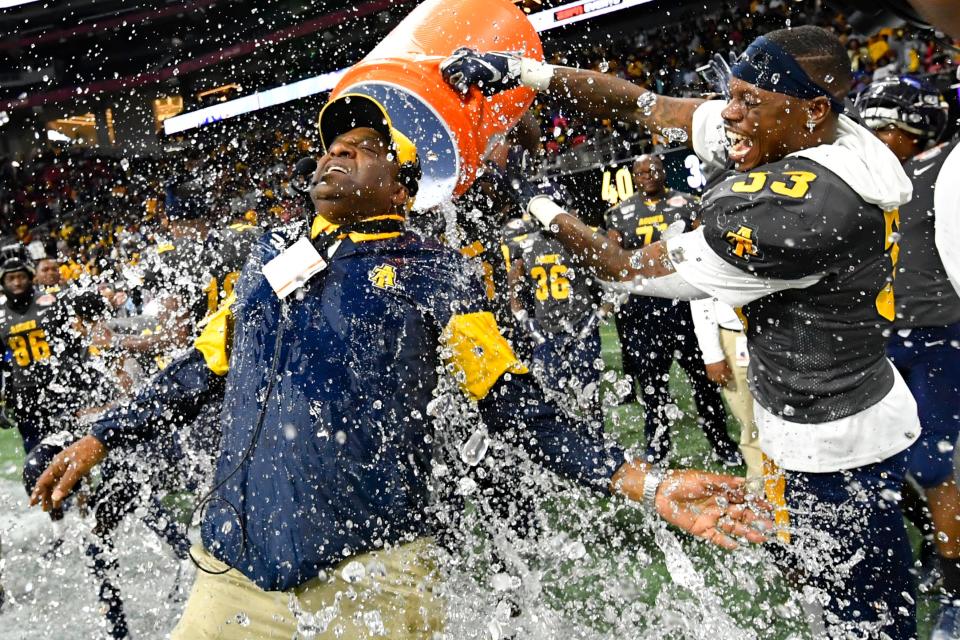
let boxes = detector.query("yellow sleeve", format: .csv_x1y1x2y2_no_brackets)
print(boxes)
193,292,236,376
441,311,528,401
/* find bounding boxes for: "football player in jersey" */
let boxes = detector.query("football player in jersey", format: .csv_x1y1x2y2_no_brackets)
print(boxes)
443,25,919,639
1,254,91,549
605,154,741,465
858,76,960,638
506,217,604,423
34,255,62,293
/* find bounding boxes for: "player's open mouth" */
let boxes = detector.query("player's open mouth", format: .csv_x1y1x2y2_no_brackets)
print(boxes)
725,128,754,163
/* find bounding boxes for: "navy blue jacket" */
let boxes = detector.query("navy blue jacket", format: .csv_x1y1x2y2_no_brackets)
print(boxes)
92,224,624,591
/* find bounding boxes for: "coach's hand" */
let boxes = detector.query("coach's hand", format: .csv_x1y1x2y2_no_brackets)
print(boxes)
440,48,523,96
611,462,772,550
30,435,107,512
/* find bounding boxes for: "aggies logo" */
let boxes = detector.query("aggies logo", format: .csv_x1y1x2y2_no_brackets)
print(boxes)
724,225,762,261
369,264,398,290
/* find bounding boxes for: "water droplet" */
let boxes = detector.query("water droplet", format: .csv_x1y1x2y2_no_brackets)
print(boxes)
782,404,796,417
770,72,780,84
661,127,688,143
235,612,250,627
664,403,683,422
341,560,366,583
938,440,954,454
565,540,587,560
458,476,478,495
490,572,518,592
460,428,489,466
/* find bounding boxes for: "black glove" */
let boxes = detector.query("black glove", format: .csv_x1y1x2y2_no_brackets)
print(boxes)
440,48,522,97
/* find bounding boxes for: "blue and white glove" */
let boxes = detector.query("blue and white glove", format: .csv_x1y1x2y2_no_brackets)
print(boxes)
440,47,554,96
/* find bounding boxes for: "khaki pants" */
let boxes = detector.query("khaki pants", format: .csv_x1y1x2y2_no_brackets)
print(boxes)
718,329,762,481
170,538,444,639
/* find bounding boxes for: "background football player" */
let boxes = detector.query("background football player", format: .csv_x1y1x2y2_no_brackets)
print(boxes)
858,76,960,638
604,153,741,466
506,208,605,424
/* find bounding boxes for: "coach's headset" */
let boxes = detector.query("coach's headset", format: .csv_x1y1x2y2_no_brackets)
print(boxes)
315,93,422,210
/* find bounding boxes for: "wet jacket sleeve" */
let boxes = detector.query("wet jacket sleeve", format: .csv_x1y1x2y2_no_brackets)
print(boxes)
441,308,624,493
90,348,225,449
477,374,626,494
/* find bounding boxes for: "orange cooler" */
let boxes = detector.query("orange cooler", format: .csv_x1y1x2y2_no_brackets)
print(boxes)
332,0,543,209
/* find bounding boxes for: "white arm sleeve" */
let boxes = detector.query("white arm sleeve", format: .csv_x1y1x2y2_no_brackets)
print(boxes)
934,144,960,298
603,270,709,300
665,227,822,307
689,298,725,364
691,100,729,171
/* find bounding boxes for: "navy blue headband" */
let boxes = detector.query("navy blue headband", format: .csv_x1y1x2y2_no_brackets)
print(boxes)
731,36,845,113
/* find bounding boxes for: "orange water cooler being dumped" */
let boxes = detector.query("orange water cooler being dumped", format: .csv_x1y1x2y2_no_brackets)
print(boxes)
331,0,543,209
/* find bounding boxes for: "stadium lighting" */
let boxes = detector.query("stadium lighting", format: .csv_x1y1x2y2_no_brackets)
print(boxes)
163,68,345,135
46,129,73,142
526,0,656,31
163,0,650,135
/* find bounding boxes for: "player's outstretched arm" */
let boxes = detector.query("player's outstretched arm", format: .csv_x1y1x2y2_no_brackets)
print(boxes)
440,48,703,142
527,196,671,281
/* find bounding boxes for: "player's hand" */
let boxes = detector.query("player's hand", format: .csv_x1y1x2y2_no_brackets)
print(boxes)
29,435,107,512
654,469,771,550
440,48,522,96
704,360,734,387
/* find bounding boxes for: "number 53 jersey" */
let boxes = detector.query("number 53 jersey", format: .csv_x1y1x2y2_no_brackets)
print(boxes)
672,156,899,426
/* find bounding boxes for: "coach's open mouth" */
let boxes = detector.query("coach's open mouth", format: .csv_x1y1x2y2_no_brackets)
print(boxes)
319,164,350,182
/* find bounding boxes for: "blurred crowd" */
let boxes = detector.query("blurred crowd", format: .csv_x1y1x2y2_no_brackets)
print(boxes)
0,105,317,281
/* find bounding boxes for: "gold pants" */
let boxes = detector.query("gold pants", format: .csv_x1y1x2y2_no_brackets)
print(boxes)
170,538,444,639
718,329,762,481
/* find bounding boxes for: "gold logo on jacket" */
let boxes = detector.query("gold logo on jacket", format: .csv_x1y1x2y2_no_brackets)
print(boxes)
369,264,398,289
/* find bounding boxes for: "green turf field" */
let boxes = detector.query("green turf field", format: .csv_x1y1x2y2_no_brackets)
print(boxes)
0,322,936,636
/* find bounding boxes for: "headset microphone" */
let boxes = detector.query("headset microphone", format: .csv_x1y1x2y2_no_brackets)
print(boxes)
291,157,318,195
